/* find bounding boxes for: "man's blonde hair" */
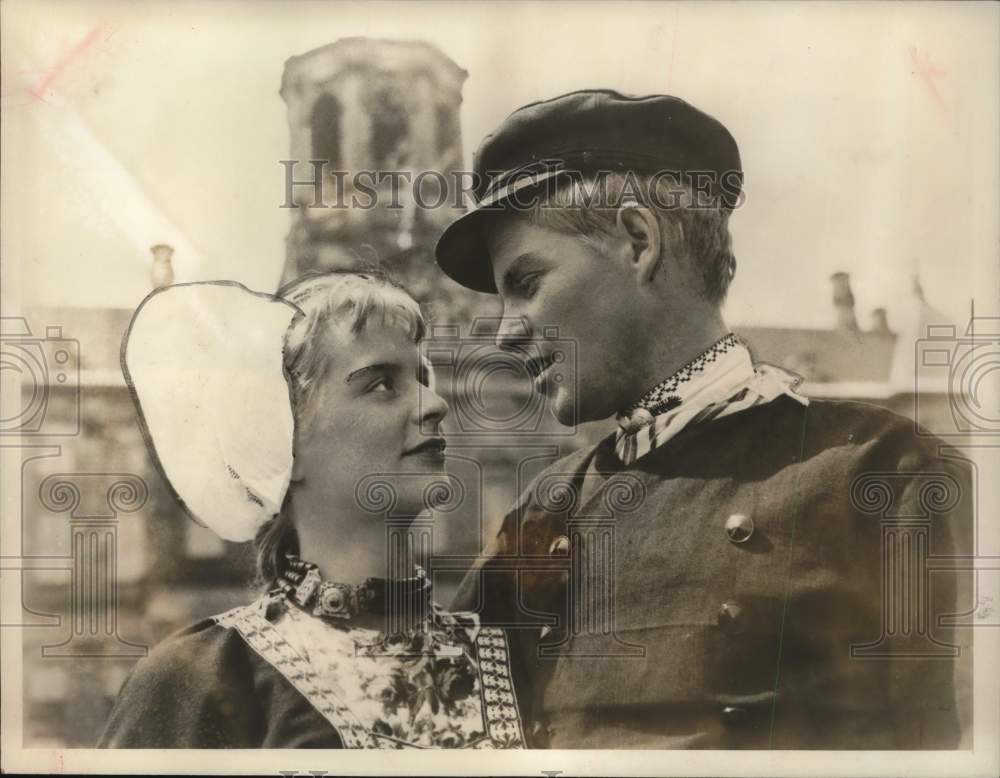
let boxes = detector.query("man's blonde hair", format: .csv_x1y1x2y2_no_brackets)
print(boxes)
523,172,737,304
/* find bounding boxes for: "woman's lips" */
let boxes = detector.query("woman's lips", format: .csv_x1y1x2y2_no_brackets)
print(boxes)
404,437,447,459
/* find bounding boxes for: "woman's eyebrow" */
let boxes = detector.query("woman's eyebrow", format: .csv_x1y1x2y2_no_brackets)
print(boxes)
344,363,393,384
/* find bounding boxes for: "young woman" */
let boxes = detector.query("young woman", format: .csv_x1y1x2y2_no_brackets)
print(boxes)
100,270,525,749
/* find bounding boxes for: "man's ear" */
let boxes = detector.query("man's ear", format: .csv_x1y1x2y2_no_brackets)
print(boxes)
617,205,663,284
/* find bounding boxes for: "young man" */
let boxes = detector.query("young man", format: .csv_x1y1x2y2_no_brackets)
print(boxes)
437,90,972,749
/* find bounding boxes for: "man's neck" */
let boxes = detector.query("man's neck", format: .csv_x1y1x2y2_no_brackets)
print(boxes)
627,315,730,406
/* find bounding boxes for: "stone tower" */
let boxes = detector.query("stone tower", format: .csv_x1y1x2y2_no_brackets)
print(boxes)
279,38,469,297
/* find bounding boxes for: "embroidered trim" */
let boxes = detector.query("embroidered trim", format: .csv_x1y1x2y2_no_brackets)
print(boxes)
620,332,742,418
215,599,524,749
214,598,379,749
474,627,525,748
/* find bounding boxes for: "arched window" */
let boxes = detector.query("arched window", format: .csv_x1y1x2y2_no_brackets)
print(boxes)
310,93,342,167
436,103,459,156
369,86,408,168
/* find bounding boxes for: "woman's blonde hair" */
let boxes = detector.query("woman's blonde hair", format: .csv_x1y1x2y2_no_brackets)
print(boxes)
253,268,426,584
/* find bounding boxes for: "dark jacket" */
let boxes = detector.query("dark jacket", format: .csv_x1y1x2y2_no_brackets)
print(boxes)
453,397,974,749
99,618,344,748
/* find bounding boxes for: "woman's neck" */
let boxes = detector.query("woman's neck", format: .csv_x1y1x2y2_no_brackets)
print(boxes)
289,494,424,584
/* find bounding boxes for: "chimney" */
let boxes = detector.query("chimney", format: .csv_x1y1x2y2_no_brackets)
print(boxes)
830,272,858,332
870,307,891,335
150,244,175,289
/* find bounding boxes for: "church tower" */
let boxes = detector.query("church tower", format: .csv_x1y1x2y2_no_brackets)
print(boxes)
279,38,469,306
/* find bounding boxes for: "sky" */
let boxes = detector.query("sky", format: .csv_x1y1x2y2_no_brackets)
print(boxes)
2,0,998,330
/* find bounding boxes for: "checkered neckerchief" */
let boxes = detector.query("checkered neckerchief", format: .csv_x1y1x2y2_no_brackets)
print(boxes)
614,335,809,465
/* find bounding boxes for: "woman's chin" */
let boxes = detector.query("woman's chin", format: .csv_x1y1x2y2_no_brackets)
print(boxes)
402,450,448,472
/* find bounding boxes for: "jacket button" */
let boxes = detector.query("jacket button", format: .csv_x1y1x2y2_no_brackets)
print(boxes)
717,600,744,627
721,705,749,726
725,513,754,544
549,536,570,556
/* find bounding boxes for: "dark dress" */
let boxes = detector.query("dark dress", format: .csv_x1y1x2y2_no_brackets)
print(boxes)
453,397,975,748
100,613,342,748
100,596,525,748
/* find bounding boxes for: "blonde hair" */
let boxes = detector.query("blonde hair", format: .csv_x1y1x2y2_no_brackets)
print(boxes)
279,269,426,426
523,172,737,304
253,268,426,584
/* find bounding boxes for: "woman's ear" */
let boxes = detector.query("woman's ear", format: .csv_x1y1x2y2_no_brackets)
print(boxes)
617,204,663,284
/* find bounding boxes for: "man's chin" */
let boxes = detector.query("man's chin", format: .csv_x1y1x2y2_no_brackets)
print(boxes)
549,384,624,427
549,387,587,428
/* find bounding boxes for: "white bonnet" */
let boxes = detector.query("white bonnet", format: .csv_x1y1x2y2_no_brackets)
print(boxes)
123,282,299,542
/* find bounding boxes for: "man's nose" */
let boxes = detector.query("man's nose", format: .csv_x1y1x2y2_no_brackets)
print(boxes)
494,315,532,352
418,383,449,427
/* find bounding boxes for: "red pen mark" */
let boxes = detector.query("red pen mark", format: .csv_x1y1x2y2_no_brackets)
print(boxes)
30,26,105,102
909,46,947,110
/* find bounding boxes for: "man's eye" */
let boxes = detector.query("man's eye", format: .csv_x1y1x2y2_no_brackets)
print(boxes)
519,273,541,296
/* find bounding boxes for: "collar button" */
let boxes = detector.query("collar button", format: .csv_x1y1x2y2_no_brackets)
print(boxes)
619,408,654,433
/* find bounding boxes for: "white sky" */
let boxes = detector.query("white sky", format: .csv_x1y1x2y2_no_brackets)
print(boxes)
2,0,998,329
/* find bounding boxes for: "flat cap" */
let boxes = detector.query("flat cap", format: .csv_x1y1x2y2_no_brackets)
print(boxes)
435,89,742,293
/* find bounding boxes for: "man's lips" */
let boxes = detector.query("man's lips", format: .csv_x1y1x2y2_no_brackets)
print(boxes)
404,437,447,457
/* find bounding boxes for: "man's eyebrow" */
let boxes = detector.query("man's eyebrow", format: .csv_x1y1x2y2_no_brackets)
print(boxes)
502,252,546,291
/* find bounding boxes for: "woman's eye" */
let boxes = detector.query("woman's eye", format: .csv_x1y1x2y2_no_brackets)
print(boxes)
368,377,394,393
